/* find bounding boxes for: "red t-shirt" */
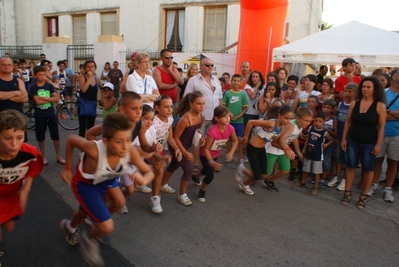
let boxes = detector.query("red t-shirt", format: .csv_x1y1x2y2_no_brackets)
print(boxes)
334,75,361,101
0,143,43,224
156,66,177,102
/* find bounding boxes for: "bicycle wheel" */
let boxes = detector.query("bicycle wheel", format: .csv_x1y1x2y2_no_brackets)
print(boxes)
56,101,79,130
22,100,36,130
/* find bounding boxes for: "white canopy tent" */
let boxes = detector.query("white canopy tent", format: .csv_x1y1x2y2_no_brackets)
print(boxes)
272,21,399,67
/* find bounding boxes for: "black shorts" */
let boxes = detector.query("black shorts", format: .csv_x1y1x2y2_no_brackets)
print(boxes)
35,116,60,142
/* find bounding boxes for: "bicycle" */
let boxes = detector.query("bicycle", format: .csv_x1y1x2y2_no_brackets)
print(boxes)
22,100,36,130
55,89,79,130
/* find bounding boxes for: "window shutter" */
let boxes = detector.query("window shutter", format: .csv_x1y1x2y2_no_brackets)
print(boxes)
73,15,86,45
101,13,117,35
203,7,227,52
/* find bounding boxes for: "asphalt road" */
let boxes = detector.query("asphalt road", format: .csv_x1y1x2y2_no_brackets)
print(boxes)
1,122,399,267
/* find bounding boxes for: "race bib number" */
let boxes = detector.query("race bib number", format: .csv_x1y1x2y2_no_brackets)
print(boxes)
0,166,29,184
210,138,228,150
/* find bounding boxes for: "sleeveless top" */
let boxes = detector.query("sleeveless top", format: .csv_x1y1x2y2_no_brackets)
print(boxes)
0,77,23,113
267,119,303,156
324,116,334,131
337,101,350,138
349,100,379,144
76,140,131,185
169,114,203,155
156,66,177,102
152,115,174,150
255,119,282,142
102,103,117,118
57,70,67,89
304,126,327,161
21,70,30,90
79,75,98,100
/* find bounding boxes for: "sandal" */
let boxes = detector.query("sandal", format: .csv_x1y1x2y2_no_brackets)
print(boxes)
310,188,318,195
293,182,307,188
193,165,199,174
356,193,367,209
341,190,352,206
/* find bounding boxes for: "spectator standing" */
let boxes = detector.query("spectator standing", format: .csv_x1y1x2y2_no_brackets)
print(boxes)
107,61,123,99
334,58,361,102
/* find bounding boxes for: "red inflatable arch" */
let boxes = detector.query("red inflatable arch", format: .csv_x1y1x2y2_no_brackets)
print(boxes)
235,0,288,74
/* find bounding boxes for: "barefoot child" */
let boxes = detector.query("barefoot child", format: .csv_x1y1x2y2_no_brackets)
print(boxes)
0,110,44,259
161,91,205,206
60,112,154,267
237,105,297,195
192,105,238,202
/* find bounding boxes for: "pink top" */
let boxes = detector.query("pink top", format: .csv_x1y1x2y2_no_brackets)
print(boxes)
200,124,235,159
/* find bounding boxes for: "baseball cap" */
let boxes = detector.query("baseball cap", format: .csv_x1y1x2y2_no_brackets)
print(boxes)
130,52,138,59
103,82,114,90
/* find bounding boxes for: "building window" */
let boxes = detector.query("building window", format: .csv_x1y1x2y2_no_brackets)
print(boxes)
73,15,87,45
101,12,117,35
203,7,227,52
165,9,185,52
47,17,59,37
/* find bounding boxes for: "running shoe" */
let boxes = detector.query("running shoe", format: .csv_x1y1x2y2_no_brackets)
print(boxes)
60,219,79,246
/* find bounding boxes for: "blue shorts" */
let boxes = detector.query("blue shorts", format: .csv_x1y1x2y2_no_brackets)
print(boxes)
231,123,244,137
73,178,119,224
346,139,376,172
335,139,347,165
35,115,60,142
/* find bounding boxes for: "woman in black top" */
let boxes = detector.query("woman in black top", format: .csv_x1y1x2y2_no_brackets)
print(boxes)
341,76,386,209
78,60,102,137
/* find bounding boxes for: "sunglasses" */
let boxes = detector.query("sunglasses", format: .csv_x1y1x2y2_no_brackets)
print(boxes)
205,64,214,67
164,56,173,59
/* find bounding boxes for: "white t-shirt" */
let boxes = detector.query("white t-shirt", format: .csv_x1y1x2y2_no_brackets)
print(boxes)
132,126,157,147
126,71,158,107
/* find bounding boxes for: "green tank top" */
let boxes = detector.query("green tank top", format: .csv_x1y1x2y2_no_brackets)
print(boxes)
103,104,117,118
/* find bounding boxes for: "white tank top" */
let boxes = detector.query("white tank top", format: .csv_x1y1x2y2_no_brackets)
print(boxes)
78,140,132,184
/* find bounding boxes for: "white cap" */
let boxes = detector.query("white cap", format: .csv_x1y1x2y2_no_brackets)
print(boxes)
103,82,114,90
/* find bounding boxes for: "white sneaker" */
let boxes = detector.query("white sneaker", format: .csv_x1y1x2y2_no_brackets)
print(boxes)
367,183,378,197
118,205,128,214
150,196,163,213
160,184,176,194
238,182,254,196
177,193,192,206
336,178,346,191
136,185,152,193
327,176,340,187
383,188,394,203
235,163,247,183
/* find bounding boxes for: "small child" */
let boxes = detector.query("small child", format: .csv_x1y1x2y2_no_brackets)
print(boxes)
298,111,334,195
52,75,60,91
98,82,117,118
29,66,65,165
0,110,44,257
19,59,30,91
191,105,238,202
60,112,154,267
327,83,357,190
222,74,248,162
319,99,337,189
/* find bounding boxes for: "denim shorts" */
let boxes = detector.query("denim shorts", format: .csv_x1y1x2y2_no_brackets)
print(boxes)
335,139,347,165
346,139,376,172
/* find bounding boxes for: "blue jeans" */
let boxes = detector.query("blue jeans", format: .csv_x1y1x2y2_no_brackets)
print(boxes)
322,146,332,173
346,139,376,172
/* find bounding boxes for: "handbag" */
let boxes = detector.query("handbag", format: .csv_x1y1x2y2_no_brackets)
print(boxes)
78,98,97,117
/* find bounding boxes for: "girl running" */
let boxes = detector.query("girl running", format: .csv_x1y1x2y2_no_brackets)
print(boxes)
160,91,205,206
237,105,293,195
191,105,238,202
237,106,312,195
